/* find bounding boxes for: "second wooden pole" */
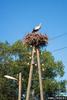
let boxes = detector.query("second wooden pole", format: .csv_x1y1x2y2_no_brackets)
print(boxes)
36,48,44,100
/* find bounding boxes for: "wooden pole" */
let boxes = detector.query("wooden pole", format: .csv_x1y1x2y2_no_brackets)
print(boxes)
18,72,22,100
26,47,35,100
36,48,44,100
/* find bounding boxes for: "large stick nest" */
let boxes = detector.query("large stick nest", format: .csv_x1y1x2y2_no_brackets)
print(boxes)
23,32,48,47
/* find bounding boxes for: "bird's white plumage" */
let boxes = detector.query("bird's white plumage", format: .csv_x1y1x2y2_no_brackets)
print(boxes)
34,23,41,30
32,23,42,32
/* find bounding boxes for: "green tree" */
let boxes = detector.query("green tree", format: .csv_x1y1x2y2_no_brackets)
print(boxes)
0,40,66,100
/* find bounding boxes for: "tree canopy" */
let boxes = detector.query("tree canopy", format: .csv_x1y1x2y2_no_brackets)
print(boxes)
0,40,66,100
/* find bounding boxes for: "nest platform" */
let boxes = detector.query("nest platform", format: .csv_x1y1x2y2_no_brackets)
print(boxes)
23,32,48,47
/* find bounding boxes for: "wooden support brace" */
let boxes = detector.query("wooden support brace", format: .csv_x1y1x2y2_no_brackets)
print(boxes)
26,47,44,100
26,47,35,100
36,48,44,100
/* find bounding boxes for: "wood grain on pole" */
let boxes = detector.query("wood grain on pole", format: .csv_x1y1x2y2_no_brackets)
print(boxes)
26,47,35,100
36,48,44,100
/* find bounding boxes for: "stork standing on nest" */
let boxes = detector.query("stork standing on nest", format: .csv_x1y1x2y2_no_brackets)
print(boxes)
24,24,48,100
32,23,42,33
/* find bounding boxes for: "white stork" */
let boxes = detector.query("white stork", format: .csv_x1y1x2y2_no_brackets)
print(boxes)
32,23,42,33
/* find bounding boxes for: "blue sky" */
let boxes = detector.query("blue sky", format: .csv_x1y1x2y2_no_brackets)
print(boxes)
0,0,67,80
